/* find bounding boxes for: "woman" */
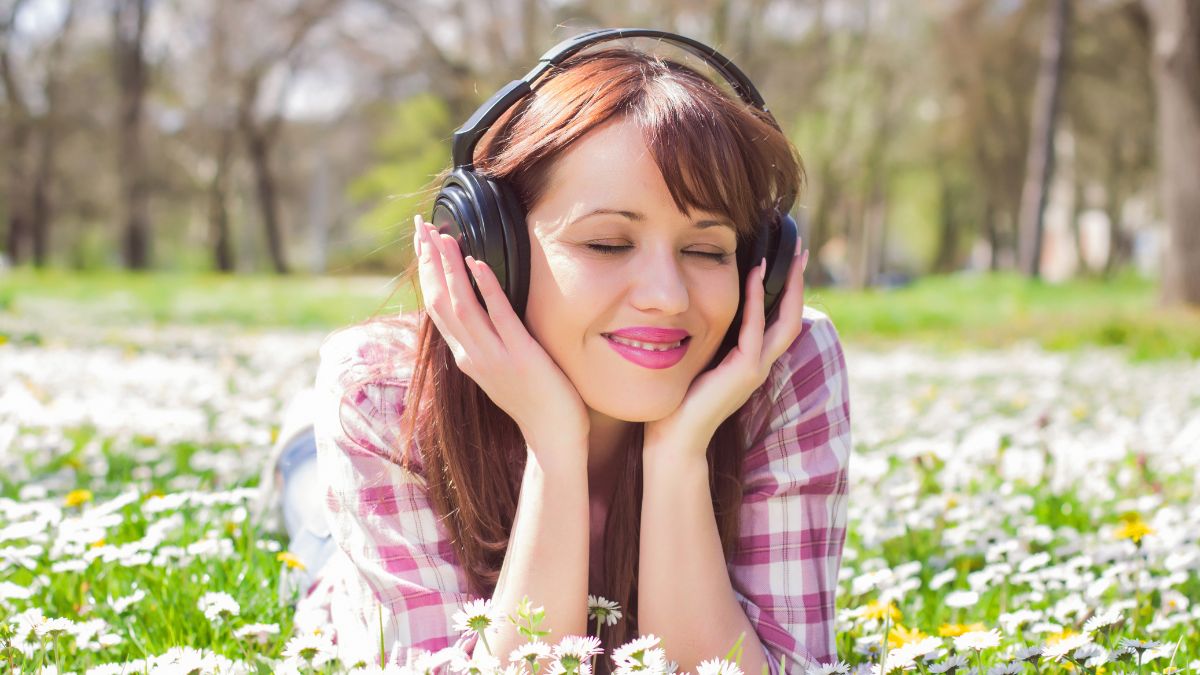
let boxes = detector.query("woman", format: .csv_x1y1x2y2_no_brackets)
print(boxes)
264,31,851,675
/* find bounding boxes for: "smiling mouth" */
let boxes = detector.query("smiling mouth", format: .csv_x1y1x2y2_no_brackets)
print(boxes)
601,334,691,351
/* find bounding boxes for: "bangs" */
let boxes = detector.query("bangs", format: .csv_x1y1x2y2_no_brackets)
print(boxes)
631,67,801,244
478,47,803,251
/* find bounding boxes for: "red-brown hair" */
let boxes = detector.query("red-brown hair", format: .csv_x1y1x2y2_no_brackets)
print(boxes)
347,45,803,670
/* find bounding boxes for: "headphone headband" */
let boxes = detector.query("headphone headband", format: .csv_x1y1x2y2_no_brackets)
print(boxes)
450,28,775,171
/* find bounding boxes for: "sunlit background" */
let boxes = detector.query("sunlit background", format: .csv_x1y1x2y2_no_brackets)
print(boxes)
1,1,1199,673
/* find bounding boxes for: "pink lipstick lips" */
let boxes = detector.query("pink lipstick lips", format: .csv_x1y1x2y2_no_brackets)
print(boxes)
601,327,691,369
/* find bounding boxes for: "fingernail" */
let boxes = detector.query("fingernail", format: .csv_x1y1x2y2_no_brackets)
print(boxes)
801,250,810,272
760,257,767,282
794,240,804,258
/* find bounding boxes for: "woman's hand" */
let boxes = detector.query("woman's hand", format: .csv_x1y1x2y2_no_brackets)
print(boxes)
413,215,591,464
642,244,810,460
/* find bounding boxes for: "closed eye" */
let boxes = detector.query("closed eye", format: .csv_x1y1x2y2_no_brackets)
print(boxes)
585,243,732,264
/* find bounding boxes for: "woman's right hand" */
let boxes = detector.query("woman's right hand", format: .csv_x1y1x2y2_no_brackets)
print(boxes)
413,215,590,466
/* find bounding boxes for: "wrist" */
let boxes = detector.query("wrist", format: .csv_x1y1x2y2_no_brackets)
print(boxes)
642,437,710,473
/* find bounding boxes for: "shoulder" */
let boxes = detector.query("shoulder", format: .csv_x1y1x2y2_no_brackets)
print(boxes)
315,313,423,468
748,305,849,416
317,313,422,388
738,306,852,472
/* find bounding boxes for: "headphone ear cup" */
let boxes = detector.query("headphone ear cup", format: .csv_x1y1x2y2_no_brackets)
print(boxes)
762,212,797,324
432,169,509,309
709,211,798,370
482,178,530,319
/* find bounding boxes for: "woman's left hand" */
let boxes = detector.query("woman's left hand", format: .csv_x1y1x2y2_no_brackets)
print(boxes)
643,244,810,460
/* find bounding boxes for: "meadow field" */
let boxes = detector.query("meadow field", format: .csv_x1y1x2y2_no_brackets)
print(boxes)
1,271,1197,674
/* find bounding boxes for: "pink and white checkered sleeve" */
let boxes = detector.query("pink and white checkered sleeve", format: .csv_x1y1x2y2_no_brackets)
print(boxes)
313,323,481,663
731,308,852,675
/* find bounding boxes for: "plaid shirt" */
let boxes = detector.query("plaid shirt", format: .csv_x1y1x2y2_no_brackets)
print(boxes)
302,307,851,673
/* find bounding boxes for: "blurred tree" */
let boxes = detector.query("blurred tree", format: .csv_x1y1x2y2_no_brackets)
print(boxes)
1142,0,1200,306
1017,0,1069,279
112,0,151,269
1,0,76,267
234,0,343,274
1064,1,1154,278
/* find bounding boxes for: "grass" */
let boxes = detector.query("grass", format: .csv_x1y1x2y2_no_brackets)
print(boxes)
1,272,1197,672
2,268,1199,360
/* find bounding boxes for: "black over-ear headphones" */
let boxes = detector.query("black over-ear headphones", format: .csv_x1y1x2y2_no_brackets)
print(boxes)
430,27,798,339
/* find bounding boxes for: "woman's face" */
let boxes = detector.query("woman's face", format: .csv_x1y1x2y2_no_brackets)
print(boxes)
523,116,742,423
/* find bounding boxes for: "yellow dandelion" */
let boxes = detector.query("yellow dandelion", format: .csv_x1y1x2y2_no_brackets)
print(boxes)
863,599,902,622
65,489,93,507
277,551,307,570
938,622,985,637
0,334,8,345
888,624,928,649
1114,513,1155,544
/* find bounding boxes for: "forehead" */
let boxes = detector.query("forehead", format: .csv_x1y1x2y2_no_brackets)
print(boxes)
532,117,729,230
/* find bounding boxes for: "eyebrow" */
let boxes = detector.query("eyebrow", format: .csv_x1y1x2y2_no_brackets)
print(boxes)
569,207,735,230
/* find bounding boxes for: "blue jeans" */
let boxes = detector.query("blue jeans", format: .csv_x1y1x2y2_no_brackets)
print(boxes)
277,427,337,603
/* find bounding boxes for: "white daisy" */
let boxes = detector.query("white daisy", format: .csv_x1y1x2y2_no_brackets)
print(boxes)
1074,644,1109,668
1011,646,1042,662
197,591,240,622
452,599,506,635
510,640,552,665
33,617,75,638
282,631,337,667
881,650,916,674
1082,609,1122,634
587,595,623,627
695,658,745,675
986,664,1022,675
1116,638,1162,653
553,634,604,662
1041,634,1092,662
807,661,852,675
929,569,958,591
892,637,943,663
451,650,502,675
109,589,146,614
945,591,980,609
954,630,1002,652
546,661,594,675
928,655,969,674
234,622,281,645
612,634,664,668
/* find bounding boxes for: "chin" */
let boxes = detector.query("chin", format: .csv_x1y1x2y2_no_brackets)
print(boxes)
588,389,685,423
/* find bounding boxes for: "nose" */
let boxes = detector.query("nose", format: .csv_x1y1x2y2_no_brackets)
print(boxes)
628,246,689,315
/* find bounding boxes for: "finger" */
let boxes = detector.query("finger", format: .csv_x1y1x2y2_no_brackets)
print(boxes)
465,256,537,354
762,240,808,360
415,217,472,353
430,229,501,344
736,257,767,361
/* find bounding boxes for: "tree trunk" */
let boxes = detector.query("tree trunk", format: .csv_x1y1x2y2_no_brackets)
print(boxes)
1145,0,1200,306
3,126,30,265
1017,0,1070,278
29,0,74,267
243,122,289,274
982,198,999,271
934,175,959,274
208,127,235,272
112,0,151,270
1,2,31,266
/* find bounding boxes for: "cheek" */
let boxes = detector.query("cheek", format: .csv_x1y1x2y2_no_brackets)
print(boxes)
706,268,743,335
